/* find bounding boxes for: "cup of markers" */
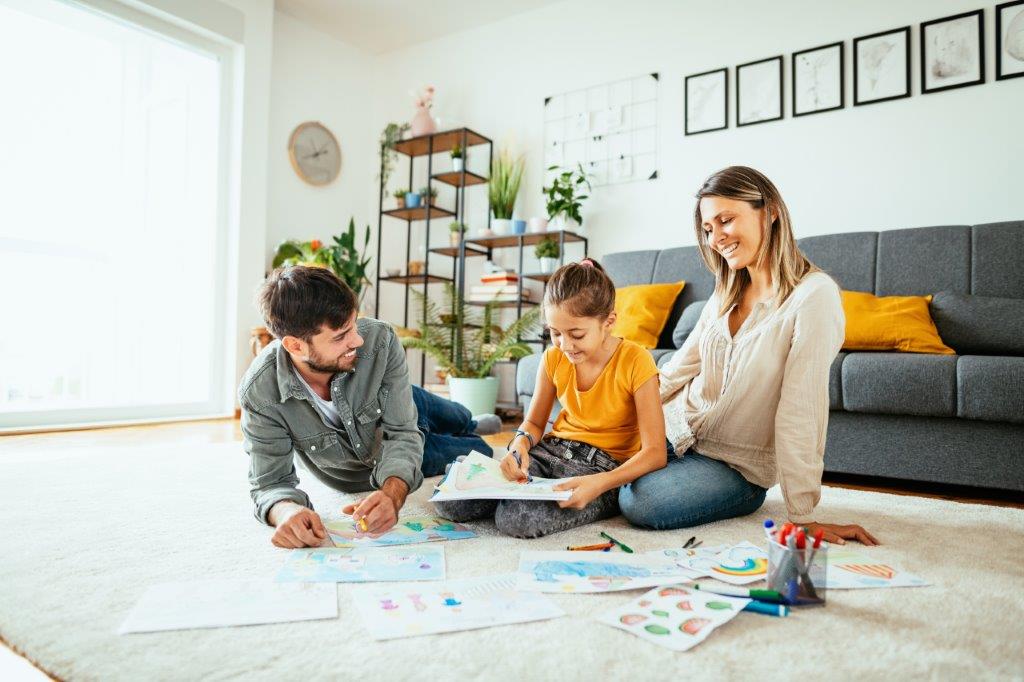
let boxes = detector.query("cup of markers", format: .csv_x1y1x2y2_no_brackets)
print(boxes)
763,520,828,607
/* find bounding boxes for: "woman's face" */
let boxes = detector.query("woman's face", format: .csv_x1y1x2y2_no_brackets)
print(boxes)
698,196,767,271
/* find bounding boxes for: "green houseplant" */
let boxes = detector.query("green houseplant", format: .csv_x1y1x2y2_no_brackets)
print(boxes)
535,237,560,274
488,149,525,236
272,217,373,308
402,284,539,414
544,163,591,232
418,185,438,206
379,122,411,189
393,187,408,208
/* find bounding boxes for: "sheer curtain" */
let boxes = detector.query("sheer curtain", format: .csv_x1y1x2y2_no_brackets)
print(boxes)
0,0,233,430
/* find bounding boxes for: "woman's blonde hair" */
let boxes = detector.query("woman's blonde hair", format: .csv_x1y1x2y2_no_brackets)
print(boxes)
693,166,819,315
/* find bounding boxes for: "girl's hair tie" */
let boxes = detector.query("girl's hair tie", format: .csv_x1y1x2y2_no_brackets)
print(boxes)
579,258,595,268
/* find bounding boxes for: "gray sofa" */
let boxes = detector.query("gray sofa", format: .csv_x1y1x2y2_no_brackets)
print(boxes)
516,222,1024,493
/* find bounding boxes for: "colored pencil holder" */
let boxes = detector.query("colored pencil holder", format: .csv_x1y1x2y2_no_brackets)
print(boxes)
766,540,828,607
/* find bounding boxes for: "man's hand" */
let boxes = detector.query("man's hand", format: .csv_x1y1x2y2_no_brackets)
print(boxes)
268,500,327,548
342,477,408,534
803,521,879,546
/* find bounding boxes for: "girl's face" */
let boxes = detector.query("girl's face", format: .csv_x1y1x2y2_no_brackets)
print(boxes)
698,196,768,271
545,303,616,365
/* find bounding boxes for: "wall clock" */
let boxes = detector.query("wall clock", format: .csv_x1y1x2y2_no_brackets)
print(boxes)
288,121,341,186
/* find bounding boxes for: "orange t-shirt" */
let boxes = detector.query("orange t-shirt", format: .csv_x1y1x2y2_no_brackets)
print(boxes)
544,338,660,462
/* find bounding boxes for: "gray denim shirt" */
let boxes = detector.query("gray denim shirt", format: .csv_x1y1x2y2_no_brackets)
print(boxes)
238,318,424,524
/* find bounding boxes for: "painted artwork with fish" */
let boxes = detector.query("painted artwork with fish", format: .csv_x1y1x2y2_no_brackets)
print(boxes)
325,515,476,548
276,546,445,583
516,551,696,593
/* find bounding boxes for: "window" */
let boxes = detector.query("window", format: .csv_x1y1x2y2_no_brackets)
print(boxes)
0,0,235,430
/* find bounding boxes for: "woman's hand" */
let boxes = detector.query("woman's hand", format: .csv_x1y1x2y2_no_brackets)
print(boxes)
554,474,610,510
804,521,879,546
499,442,531,482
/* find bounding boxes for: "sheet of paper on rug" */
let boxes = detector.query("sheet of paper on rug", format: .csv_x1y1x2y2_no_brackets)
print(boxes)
516,550,695,593
645,545,730,580
653,541,769,585
276,545,445,583
430,451,572,502
325,515,476,548
596,584,750,652
118,580,338,634
824,548,929,589
352,573,566,640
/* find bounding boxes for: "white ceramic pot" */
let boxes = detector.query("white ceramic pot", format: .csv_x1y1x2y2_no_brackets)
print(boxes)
452,157,464,172
548,214,580,234
539,257,559,274
492,219,513,236
449,232,461,247
528,217,549,233
447,376,499,416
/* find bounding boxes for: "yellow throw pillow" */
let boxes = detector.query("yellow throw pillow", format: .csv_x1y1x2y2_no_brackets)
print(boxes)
841,290,954,354
613,281,686,349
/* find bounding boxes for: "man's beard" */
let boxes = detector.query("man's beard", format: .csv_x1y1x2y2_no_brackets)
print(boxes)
304,345,357,374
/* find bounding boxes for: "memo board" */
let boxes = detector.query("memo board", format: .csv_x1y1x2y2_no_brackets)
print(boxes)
543,72,659,188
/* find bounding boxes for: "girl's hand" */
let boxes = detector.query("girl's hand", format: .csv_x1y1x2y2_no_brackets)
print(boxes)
804,521,879,546
554,474,609,510
500,444,530,482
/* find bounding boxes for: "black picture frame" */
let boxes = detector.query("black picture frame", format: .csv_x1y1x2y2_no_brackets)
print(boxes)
792,41,845,117
853,26,911,106
684,67,729,135
736,55,784,127
920,9,985,94
996,0,1024,80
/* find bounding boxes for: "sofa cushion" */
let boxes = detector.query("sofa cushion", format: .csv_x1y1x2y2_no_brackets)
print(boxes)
957,355,1024,424
516,351,543,398
930,292,1024,356
613,281,685,349
875,225,971,296
651,246,715,348
798,232,877,293
602,250,659,287
842,353,957,418
829,352,845,410
841,290,954,354
652,348,675,368
972,221,1024,297
672,299,707,348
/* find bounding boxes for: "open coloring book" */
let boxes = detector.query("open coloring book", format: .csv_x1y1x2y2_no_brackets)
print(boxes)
352,574,565,640
276,546,445,583
430,451,572,502
325,515,476,548
516,551,695,593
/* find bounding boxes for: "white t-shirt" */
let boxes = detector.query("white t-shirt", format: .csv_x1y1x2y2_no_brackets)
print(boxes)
294,370,343,429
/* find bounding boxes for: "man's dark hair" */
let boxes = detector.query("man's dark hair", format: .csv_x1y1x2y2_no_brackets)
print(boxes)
257,265,357,341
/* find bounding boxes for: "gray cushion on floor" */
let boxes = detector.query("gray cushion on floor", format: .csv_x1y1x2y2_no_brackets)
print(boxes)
875,225,971,296
930,292,1024,355
842,353,957,417
972,221,1024,297
798,232,877,293
672,299,708,348
830,353,846,410
957,355,1024,424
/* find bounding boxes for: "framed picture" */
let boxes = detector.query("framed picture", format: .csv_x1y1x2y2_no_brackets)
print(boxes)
997,0,1024,80
853,26,911,105
921,9,985,93
684,68,728,135
792,41,845,116
736,55,783,126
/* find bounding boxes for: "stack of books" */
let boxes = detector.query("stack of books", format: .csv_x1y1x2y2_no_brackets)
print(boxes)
468,270,532,303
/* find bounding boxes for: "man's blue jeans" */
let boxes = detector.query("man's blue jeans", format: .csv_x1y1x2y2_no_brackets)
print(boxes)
411,385,493,477
619,445,767,530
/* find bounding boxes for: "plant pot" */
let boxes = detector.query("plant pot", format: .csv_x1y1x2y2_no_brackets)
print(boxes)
408,260,425,276
539,257,559,274
452,157,464,172
405,193,422,209
548,214,580,233
449,232,461,247
447,376,499,416
395,196,406,209
512,219,526,234
492,219,513,236
528,217,548,233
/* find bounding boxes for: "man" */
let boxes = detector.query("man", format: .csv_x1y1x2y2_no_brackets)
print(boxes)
239,266,498,548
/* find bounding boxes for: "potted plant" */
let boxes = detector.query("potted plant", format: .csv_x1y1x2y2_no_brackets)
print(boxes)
448,221,464,247
544,163,591,233
402,284,540,415
405,191,422,209
535,237,560,274
393,188,408,209
272,217,373,310
488,149,525,236
450,143,465,172
419,185,438,207
378,122,410,189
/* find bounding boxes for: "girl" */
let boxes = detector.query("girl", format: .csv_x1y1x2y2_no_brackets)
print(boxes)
433,259,668,538
619,166,878,546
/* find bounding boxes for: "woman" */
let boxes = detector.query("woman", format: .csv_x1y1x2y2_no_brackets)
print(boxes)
618,166,877,545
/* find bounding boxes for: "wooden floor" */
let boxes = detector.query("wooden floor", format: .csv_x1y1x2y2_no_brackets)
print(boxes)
1,417,1020,678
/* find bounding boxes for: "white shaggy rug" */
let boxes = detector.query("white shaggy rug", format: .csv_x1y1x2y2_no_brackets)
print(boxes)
1,441,1023,681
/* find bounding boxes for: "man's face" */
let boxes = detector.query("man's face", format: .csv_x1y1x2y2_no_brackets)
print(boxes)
300,313,364,374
